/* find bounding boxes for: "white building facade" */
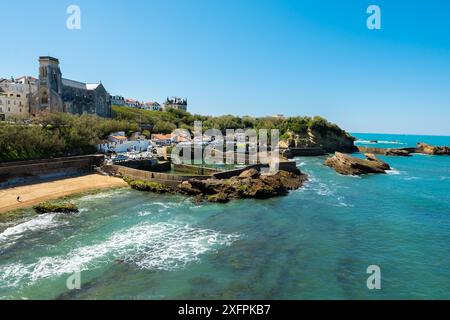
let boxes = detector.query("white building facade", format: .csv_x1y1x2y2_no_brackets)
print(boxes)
143,101,161,111
0,77,36,120
111,95,125,106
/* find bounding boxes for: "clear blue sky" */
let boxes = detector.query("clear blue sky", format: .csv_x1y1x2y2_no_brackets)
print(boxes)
2,0,450,135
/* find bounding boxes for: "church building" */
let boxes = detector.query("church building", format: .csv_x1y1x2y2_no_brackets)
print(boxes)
31,56,111,118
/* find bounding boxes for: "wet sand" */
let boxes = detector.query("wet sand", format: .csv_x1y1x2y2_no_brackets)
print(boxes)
0,174,128,214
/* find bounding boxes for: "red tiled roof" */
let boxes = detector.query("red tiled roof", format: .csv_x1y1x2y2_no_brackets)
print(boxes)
152,134,173,140
176,136,191,142
111,135,128,140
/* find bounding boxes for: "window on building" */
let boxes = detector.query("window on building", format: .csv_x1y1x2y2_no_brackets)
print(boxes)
41,91,48,104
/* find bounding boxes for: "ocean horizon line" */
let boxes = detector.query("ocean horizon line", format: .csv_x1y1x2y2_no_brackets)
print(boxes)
351,132,450,138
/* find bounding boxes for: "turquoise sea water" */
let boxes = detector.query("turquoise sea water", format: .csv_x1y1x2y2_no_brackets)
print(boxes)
0,133,449,299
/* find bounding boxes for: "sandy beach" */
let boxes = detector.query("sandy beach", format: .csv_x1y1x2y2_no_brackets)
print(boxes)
0,174,128,214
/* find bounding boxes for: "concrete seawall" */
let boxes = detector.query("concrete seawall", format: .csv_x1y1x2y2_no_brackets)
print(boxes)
212,161,299,179
0,155,105,188
173,163,222,176
104,165,210,188
282,147,326,158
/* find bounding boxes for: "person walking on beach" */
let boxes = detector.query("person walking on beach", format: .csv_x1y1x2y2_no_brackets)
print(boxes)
17,196,21,202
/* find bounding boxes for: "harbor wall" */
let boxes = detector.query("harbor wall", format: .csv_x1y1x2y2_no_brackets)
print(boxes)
104,165,209,188
173,163,222,176
283,148,326,157
0,155,105,188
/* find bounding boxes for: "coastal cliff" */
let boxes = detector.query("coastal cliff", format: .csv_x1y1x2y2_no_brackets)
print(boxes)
308,128,357,153
280,127,357,158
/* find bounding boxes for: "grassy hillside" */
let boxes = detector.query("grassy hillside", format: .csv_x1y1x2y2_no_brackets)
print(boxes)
0,112,138,162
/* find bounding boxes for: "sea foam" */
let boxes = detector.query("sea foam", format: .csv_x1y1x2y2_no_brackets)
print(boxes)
355,139,406,145
386,169,402,175
77,189,129,202
0,213,64,246
0,222,240,288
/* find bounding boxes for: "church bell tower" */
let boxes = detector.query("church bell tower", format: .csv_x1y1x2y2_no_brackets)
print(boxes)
38,56,63,112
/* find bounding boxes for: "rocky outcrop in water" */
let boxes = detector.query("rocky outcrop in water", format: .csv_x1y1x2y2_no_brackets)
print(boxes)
358,143,450,157
34,202,79,214
416,143,450,155
325,152,390,175
357,146,413,157
123,176,171,193
178,169,307,203
385,149,413,156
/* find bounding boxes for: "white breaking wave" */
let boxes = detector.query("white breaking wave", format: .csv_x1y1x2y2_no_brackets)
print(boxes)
404,177,422,181
378,140,406,145
0,222,240,288
316,183,334,196
355,140,375,144
137,199,190,216
77,189,129,202
153,202,172,209
336,196,354,208
294,173,335,197
355,139,406,145
153,201,187,213
137,210,153,217
0,213,65,245
386,169,401,175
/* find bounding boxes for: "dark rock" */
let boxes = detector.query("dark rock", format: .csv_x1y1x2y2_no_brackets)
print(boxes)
324,152,390,175
385,149,412,157
281,149,293,159
238,168,260,179
208,192,230,203
178,169,307,203
288,139,296,148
